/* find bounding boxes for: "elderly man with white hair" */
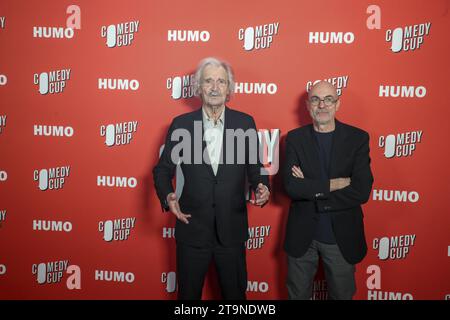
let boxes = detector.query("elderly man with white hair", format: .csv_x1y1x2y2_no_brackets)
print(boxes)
153,57,270,300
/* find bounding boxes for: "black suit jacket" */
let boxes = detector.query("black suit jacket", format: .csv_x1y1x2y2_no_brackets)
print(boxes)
153,107,269,247
283,120,373,264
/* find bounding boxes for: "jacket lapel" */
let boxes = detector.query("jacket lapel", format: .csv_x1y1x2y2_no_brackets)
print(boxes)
328,119,345,178
301,125,322,179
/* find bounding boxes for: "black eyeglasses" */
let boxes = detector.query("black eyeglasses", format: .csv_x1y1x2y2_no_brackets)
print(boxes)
309,95,338,107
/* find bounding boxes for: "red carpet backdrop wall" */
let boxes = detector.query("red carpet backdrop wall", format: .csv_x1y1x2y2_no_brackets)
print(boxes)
0,0,449,300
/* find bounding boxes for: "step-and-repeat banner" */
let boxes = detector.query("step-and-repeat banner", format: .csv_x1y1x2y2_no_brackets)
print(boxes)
1,0,449,300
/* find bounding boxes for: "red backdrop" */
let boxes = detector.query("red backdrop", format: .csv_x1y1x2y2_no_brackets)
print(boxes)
0,0,449,300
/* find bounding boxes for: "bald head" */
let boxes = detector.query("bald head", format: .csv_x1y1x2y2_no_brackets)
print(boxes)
308,81,338,99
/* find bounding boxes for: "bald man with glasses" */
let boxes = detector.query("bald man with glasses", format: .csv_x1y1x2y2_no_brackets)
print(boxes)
283,81,374,300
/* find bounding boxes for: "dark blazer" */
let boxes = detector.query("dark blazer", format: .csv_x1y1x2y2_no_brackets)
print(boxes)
153,106,269,247
283,120,373,264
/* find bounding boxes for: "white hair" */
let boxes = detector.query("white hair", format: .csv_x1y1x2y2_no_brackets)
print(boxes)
193,57,235,100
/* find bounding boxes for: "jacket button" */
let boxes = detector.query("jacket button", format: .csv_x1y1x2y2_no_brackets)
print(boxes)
212,204,216,208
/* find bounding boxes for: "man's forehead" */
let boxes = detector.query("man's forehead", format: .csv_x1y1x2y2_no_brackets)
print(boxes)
309,82,337,96
203,65,227,77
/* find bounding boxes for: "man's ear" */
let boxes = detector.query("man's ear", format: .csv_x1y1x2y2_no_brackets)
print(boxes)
335,98,341,112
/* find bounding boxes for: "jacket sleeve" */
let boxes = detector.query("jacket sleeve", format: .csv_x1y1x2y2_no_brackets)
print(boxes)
316,132,374,212
152,120,178,211
283,133,330,201
246,117,270,193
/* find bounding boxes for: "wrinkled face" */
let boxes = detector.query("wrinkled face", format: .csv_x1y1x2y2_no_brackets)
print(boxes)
307,82,340,126
200,65,230,108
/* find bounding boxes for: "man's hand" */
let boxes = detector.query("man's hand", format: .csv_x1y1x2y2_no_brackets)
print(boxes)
330,178,351,192
291,165,304,179
167,193,191,224
249,183,270,207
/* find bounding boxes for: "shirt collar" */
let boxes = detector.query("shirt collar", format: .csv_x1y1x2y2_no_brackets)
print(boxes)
202,107,225,125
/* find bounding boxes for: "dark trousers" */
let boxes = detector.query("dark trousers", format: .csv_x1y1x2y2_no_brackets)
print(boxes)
176,240,247,300
286,240,356,300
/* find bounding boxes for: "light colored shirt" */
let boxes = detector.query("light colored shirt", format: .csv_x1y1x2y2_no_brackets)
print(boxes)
202,107,225,175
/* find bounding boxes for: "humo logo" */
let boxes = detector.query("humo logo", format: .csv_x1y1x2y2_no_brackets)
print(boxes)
238,22,279,51
98,217,136,241
98,78,139,91
34,125,74,137
167,74,195,99
386,22,431,53
167,30,210,42
34,69,71,95
161,272,177,293
32,5,81,39
101,20,139,47
33,166,70,191
379,85,426,98
372,189,419,203
95,270,135,283
247,281,269,293
372,234,416,260
33,220,72,232
33,27,74,38
97,176,137,188
0,74,7,85
100,121,138,147
234,82,277,95
0,210,6,223
246,225,271,250
32,260,69,284
367,265,413,300
162,227,175,239
309,32,354,44
0,170,7,182
0,264,6,275
306,76,349,96
0,16,5,29
378,130,422,158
